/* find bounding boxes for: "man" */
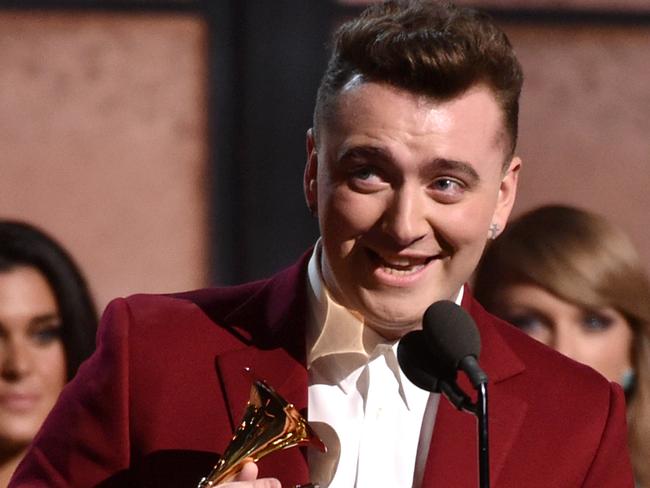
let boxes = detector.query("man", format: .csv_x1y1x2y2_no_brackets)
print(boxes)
10,1,633,487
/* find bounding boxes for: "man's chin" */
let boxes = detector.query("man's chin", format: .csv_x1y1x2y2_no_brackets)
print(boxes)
365,320,420,340
360,304,424,338
358,291,463,336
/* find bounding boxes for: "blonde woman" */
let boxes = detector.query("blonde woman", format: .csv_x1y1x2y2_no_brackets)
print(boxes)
474,204,650,487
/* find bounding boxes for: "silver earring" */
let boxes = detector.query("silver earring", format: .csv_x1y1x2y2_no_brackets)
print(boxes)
489,223,500,240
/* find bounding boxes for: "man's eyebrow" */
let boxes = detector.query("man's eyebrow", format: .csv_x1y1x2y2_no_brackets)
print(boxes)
429,158,480,183
336,145,391,163
335,147,481,182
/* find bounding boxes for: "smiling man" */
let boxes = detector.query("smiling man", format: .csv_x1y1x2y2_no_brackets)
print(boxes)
306,81,519,339
10,1,633,488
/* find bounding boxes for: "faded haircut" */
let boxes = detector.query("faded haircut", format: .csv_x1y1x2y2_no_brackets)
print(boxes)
313,0,523,161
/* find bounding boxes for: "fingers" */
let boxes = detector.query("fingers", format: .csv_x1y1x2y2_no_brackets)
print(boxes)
219,477,281,487
219,480,281,488
233,462,259,481
218,480,281,488
218,462,281,488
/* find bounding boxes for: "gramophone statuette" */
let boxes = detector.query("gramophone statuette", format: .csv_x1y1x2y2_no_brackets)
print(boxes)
197,379,326,487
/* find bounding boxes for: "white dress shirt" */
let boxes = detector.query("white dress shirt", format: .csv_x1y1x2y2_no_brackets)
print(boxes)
305,243,464,487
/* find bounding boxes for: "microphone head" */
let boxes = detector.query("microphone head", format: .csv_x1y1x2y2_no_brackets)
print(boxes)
422,300,481,380
397,330,439,392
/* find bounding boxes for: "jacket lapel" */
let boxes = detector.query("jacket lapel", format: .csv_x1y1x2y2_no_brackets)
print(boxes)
213,252,313,486
215,345,309,429
215,345,311,486
421,291,528,487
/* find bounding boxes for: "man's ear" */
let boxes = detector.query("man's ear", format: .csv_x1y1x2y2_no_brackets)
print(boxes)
304,128,318,213
490,156,521,238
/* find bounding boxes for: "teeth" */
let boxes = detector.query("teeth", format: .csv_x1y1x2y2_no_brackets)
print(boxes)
368,249,431,275
378,256,427,274
381,257,426,268
380,263,425,275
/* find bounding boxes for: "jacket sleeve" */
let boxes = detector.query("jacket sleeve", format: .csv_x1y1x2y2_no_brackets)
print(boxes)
9,298,133,487
582,382,635,487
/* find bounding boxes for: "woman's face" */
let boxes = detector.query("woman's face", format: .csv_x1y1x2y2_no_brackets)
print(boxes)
493,283,633,384
0,266,66,453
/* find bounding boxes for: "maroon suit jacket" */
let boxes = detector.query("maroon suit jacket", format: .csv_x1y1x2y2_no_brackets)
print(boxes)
10,253,633,487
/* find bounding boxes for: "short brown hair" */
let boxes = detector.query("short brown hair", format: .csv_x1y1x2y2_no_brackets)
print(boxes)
313,0,523,158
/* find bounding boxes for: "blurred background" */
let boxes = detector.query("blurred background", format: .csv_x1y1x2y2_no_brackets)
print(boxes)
1,0,648,313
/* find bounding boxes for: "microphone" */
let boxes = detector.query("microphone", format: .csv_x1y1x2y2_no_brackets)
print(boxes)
398,329,474,411
397,300,491,488
421,300,488,389
397,301,487,410
396,329,439,392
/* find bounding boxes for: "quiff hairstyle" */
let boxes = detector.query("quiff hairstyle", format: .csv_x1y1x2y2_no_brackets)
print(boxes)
313,0,524,160
473,205,650,487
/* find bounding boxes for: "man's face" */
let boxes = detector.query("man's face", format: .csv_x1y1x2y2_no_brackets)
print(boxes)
304,81,520,339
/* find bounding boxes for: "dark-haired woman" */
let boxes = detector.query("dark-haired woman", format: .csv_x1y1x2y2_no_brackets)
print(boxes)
0,220,97,484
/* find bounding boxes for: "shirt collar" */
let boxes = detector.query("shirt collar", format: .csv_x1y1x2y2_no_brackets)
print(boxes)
306,241,379,366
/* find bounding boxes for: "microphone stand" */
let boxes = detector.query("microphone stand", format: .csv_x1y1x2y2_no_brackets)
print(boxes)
477,382,489,488
438,379,489,488
396,324,489,488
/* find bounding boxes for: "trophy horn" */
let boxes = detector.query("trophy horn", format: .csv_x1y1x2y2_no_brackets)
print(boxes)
197,379,326,487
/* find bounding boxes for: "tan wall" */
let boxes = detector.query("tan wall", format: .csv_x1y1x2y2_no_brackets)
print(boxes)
341,0,650,10
460,0,650,10
507,22,650,276
0,12,209,313
1,6,648,315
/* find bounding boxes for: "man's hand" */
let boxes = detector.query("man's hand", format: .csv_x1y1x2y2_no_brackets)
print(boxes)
218,462,281,488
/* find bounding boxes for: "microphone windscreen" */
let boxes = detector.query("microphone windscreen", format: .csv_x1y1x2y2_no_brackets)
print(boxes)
422,300,481,379
397,330,439,392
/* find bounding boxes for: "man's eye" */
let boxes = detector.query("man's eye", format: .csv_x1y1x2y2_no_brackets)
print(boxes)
430,177,465,202
432,178,462,191
352,166,377,180
347,166,387,192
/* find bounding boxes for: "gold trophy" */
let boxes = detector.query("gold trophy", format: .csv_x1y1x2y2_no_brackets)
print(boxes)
197,379,326,487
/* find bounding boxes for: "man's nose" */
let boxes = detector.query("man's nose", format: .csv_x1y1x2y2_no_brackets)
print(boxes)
1,338,33,380
382,187,429,246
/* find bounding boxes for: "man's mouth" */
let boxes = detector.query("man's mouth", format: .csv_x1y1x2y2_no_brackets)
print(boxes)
367,249,434,275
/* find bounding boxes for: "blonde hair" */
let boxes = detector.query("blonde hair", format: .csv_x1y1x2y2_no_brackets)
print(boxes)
473,204,650,485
